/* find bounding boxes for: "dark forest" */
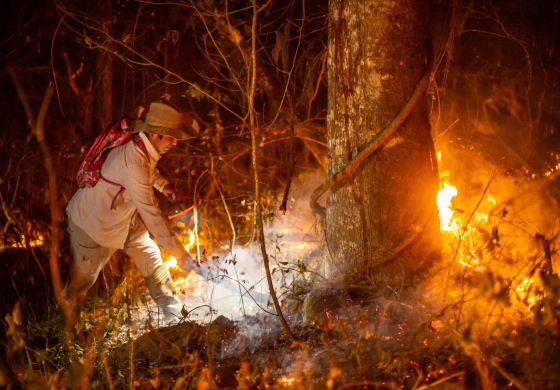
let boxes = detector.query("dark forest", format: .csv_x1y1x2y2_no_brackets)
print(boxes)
1,0,560,388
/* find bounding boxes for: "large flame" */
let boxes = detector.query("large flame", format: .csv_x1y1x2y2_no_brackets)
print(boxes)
436,150,544,312
436,152,484,271
437,176,459,234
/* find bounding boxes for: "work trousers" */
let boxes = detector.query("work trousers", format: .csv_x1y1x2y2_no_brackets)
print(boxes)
65,214,182,320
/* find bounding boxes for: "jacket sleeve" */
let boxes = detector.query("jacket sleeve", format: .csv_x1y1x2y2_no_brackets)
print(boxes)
152,168,169,193
122,162,187,260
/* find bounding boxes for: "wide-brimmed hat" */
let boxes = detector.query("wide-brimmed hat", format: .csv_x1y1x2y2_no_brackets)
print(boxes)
134,101,200,140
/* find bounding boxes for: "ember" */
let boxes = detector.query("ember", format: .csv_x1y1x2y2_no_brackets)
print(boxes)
1,234,44,249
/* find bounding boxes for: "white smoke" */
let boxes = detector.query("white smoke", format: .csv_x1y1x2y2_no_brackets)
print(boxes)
176,171,325,323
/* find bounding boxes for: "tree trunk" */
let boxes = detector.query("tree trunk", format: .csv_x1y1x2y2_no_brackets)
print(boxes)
325,0,439,288
93,0,113,130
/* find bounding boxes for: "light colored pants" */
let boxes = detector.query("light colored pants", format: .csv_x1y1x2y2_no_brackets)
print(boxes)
65,214,181,319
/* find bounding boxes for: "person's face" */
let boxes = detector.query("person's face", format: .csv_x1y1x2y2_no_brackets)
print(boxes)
148,133,178,155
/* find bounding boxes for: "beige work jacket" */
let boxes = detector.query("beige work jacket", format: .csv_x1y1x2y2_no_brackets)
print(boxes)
66,132,187,260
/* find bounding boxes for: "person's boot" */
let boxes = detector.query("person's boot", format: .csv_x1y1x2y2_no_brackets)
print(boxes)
144,265,184,322
62,266,97,329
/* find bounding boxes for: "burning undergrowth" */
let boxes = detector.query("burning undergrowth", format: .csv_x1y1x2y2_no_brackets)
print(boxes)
99,152,560,388
2,155,560,388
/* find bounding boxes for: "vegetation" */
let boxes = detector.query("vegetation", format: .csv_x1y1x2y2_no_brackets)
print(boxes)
1,0,559,388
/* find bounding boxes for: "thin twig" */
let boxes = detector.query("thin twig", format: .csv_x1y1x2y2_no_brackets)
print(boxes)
101,355,115,390
80,267,133,389
415,371,465,389
490,357,527,390
190,1,247,98
279,121,296,213
213,174,245,315
54,0,243,121
306,49,327,120
445,171,496,296
248,0,296,342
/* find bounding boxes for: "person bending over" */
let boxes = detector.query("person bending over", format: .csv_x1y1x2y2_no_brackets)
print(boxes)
65,100,199,322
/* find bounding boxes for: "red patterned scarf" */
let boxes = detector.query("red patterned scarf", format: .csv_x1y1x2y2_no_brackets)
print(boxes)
76,118,147,188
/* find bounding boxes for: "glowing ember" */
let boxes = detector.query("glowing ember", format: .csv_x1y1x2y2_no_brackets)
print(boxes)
278,376,295,385
29,235,44,247
457,250,482,271
3,234,45,249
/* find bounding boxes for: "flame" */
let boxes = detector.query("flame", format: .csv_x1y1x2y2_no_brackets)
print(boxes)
515,277,539,308
436,152,485,272
278,377,295,385
29,235,44,247
184,229,196,252
165,256,178,269
173,271,204,295
435,150,548,327
436,152,460,234
162,228,205,297
437,179,459,233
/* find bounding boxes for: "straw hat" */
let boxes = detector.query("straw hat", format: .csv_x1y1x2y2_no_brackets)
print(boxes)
134,101,200,140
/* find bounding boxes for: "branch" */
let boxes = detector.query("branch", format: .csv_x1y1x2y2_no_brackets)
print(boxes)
248,0,296,342
310,58,436,219
54,0,243,121
7,67,75,329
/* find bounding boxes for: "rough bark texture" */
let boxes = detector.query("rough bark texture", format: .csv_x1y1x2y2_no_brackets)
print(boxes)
93,0,113,130
325,0,439,287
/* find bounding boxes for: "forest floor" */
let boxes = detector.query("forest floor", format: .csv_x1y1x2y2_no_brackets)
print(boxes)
2,233,560,389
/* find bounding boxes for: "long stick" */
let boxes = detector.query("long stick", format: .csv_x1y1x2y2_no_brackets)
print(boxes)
248,0,296,342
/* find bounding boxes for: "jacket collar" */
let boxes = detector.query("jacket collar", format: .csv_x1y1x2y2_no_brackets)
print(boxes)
138,132,161,161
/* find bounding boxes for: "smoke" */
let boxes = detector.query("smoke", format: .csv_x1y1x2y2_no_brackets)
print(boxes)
174,171,326,323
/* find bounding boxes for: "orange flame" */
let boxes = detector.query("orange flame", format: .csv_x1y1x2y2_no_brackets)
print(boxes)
163,228,204,296
436,150,546,320
436,152,484,271
173,271,205,295
437,178,459,234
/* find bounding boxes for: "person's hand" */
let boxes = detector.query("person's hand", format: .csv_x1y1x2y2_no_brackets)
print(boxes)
179,254,198,274
162,183,178,201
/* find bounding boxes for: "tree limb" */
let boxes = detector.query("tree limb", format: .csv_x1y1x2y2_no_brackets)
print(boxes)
248,0,296,342
309,60,435,221
7,67,75,328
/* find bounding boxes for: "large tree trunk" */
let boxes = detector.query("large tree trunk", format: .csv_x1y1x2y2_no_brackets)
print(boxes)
93,0,113,130
324,0,440,288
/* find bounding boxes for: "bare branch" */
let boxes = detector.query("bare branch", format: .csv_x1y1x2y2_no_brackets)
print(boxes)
248,0,296,342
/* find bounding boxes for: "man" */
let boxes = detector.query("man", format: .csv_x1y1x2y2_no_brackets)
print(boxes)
65,100,199,322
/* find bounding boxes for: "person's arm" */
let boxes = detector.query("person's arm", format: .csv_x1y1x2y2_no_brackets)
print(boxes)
152,168,169,193
153,168,181,201
123,162,187,260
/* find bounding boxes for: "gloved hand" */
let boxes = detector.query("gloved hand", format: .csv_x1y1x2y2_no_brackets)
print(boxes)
179,254,200,275
162,183,179,201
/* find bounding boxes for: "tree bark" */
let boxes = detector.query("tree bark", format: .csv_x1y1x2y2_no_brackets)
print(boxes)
93,0,113,129
325,0,439,288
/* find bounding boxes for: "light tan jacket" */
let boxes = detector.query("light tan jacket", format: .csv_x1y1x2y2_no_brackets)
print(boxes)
66,132,187,260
